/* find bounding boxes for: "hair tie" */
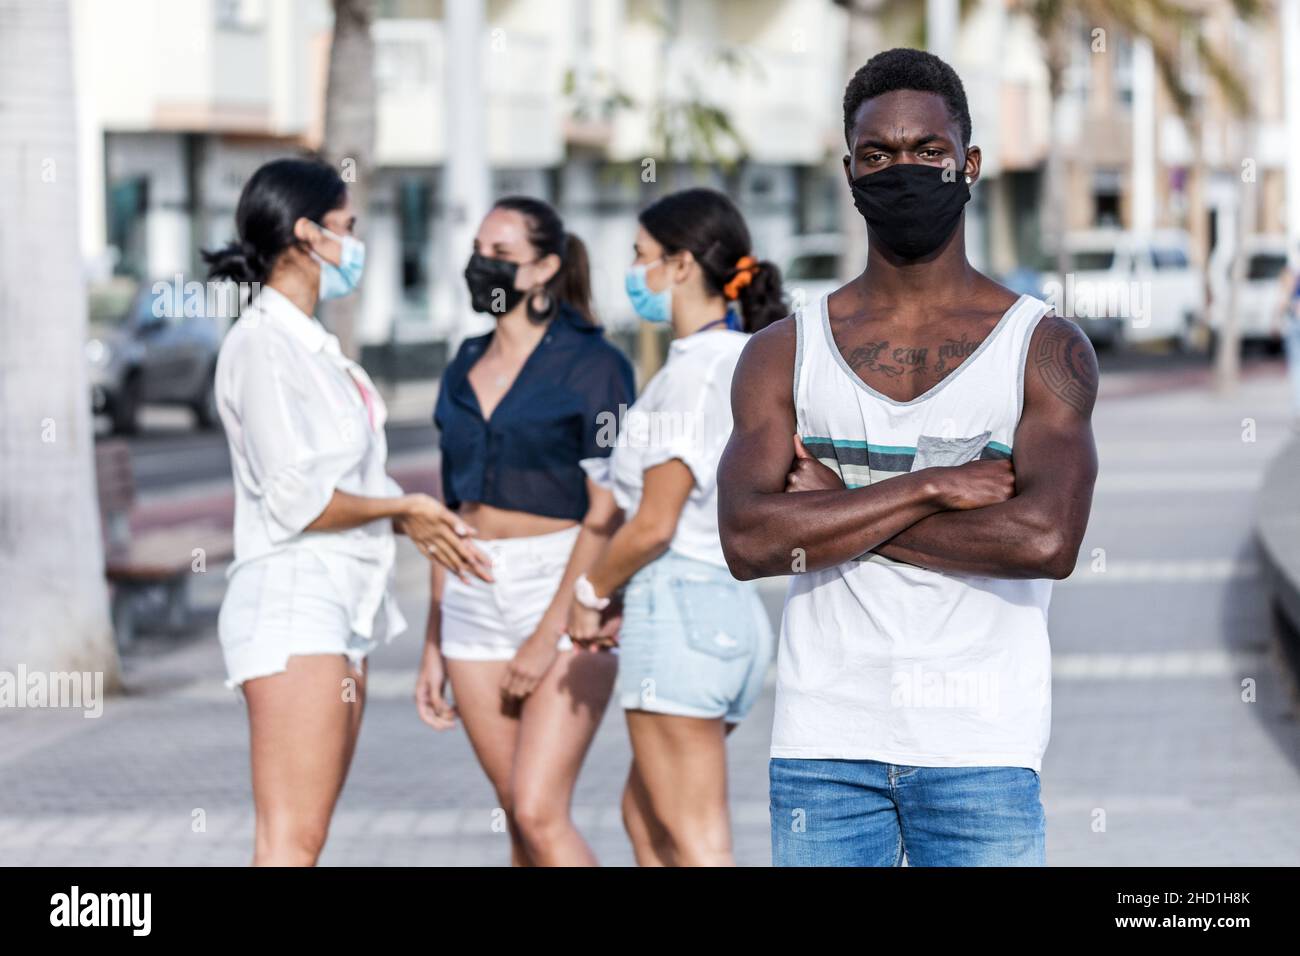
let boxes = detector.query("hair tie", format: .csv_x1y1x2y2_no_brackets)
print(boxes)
723,255,759,300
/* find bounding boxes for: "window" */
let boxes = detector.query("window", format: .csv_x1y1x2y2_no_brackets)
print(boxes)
215,0,265,30
1070,251,1116,272
786,253,838,282
1113,35,1134,109
1091,168,1122,228
1247,253,1287,281
397,177,433,306
106,177,149,280
1151,247,1189,270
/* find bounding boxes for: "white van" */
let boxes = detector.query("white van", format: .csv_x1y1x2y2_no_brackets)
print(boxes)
1207,235,1291,350
1042,230,1204,349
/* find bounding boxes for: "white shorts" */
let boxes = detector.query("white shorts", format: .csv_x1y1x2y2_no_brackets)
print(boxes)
440,525,579,661
218,548,381,689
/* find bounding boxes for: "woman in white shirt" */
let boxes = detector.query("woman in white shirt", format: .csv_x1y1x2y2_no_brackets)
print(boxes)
567,189,784,865
205,158,489,866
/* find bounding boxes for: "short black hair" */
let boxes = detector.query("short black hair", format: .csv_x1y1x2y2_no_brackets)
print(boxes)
842,47,971,149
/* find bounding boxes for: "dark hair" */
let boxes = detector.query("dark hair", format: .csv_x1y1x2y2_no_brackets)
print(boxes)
637,188,786,334
203,157,347,285
492,195,595,325
843,47,971,148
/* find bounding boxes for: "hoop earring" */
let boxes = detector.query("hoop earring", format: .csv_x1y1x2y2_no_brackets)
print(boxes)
526,288,556,324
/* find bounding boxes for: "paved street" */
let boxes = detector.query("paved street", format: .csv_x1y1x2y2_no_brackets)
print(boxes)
3,362,1299,866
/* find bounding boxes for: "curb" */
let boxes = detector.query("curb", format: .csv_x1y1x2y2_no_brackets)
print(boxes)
1256,435,1300,689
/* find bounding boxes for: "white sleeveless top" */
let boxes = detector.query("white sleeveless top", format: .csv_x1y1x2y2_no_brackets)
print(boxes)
773,292,1054,771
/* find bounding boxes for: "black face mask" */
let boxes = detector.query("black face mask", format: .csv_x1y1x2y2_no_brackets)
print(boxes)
464,252,526,315
849,163,971,259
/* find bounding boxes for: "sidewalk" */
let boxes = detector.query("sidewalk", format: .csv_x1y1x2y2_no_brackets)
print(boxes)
4,371,1300,866
0,532,778,866
9,416,774,864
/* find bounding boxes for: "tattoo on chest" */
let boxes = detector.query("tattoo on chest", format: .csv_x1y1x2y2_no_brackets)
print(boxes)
845,341,905,378
845,335,981,380
933,334,978,374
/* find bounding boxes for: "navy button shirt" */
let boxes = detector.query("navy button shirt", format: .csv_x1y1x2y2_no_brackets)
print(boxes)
434,304,636,522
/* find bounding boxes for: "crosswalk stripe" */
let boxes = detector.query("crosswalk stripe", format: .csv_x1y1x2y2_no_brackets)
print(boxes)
1061,558,1258,584
162,641,1268,707
1052,649,1265,679
5,787,1300,849
1093,471,1261,493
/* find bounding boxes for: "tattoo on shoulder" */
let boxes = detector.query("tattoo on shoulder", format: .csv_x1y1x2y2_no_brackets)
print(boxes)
1033,317,1098,415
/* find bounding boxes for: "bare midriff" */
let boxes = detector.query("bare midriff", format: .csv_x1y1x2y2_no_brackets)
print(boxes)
457,501,579,541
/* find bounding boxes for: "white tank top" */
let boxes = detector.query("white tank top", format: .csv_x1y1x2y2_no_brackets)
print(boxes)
773,291,1054,771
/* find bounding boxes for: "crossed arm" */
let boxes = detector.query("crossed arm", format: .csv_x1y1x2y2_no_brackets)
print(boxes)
872,317,1099,578
716,314,1098,581
717,318,964,578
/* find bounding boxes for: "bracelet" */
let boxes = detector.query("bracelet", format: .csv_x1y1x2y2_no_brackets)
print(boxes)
573,573,611,611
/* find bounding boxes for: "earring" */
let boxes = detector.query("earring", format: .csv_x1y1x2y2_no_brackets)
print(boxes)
965,175,973,184
526,288,556,324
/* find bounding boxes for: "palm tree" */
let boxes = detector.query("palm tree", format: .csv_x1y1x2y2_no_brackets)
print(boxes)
1020,0,1258,376
0,0,120,685
321,0,378,361
562,0,751,381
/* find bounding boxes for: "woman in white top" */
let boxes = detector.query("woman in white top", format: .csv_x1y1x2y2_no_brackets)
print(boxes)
567,189,784,865
206,158,489,866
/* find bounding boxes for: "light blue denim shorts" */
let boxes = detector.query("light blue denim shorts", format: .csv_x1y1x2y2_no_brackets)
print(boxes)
616,549,775,723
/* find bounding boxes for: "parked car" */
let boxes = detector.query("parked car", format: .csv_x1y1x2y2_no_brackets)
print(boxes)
86,277,229,434
1041,230,1204,350
1207,234,1290,353
782,233,842,310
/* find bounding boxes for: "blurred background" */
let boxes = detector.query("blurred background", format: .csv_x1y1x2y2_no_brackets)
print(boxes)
74,0,1300,417
2,0,1300,866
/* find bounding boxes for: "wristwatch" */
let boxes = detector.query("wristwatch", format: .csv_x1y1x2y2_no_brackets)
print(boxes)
573,573,611,611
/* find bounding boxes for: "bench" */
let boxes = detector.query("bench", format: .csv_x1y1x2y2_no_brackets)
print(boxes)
95,440,234,645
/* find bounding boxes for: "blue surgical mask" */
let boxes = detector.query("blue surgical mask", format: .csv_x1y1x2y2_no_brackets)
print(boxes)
625,259,672,324
312,224,366,301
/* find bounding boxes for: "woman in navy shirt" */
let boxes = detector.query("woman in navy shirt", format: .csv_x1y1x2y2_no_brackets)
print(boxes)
416,196,634,866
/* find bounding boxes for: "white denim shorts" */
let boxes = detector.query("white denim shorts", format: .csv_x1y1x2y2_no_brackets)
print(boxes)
439,525,579,661
218,548,381,689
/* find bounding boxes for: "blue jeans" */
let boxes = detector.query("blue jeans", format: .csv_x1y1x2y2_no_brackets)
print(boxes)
770,758,1046,866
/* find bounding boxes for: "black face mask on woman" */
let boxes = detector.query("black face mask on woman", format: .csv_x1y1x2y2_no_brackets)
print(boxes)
464,252,526,315
849,162,971,259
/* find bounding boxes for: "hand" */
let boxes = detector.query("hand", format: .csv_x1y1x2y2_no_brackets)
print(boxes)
929,458,1016,510
785,434,845,492
567,601,605,649
500,629,561,701
398,494,493,583
414,642,457,731
569,585,623,652
593,596,623,650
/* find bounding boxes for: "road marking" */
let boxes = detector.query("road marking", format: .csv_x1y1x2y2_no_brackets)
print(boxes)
5,789,1300,850
163,641,1267,707
1093,471,1261,493
1052,648,1265,680
1061,557,1259,584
